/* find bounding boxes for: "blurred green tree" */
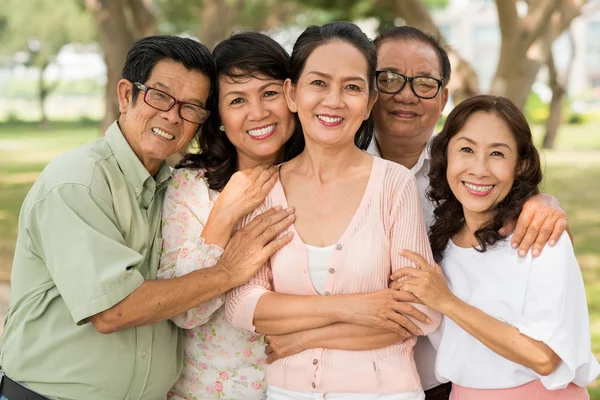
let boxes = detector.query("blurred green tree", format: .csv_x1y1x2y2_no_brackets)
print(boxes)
0,0,96,127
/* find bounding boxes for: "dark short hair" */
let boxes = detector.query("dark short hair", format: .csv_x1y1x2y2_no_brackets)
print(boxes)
289,21,377,150
178,32,304,190
122,35,216,104
427,95,542,262
374,26,451,84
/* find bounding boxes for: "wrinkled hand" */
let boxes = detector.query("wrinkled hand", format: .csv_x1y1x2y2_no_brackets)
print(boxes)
214,164,278,222
345,289,429,338
218,207,294,287
390,250,455,314
499,194,569,258
264,332,305,364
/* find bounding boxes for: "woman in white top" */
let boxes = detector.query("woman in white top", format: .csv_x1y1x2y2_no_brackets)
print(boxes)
391,95,600,399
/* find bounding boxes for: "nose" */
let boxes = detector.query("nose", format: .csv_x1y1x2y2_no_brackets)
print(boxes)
392,82,418,104
248,101,270,121
469,154,491,179
321,86,343,109
160,103,183,124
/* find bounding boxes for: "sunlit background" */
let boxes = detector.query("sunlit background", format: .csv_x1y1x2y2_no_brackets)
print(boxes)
1,0,599,395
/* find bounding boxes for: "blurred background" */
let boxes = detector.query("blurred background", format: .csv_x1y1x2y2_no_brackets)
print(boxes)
0,0,599,393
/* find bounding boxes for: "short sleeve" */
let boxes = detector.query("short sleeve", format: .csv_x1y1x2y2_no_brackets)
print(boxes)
27,184,145,324
387,164,442,335
514,232,600,389
224,201,272,333
158,169,225,329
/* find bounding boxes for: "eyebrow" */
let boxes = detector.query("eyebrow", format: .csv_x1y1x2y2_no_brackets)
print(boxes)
153,81,205,106
456,136,512,150
306,71,366,83
222,81,283,98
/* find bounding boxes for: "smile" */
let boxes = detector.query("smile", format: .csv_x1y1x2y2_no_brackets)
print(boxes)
152,127,174,140
247,124,276,139
317,115,344,126
463,182,495,196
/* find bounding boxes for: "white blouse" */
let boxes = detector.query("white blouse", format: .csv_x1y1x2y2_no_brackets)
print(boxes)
430,233,600,390
306,244,335,295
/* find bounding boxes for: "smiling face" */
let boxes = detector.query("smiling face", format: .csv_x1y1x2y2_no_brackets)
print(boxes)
219,73,295,169
117,60,211,175
373,39,448,143
284,41,376,149
446,111,520,223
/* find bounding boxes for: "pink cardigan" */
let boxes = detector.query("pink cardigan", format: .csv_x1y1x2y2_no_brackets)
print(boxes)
225,156,441,394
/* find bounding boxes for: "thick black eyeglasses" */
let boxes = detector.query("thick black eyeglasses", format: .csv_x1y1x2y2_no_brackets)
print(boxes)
133,82,210,124
376,70,444,99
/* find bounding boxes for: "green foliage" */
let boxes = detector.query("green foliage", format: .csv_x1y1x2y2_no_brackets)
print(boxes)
0,0,96,67
524,91,549,124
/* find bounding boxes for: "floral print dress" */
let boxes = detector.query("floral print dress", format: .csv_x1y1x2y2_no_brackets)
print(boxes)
158,168,267,400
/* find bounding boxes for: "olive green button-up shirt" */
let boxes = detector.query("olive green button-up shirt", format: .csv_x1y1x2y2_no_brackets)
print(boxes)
0,122,182,400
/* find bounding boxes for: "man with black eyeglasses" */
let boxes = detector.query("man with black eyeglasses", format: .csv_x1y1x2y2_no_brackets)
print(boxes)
0,35,293,400
370,26,570,400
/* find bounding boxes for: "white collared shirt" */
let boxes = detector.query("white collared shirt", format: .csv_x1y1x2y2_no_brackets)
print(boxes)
367,135,440,391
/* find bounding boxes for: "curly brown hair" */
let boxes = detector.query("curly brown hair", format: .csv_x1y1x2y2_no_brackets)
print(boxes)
428,95,542,262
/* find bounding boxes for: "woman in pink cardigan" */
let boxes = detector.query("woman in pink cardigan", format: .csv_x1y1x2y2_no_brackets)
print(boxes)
226,22,441,399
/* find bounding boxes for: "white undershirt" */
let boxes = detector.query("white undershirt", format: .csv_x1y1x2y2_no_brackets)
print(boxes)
306,244,335,295
430,233,600,389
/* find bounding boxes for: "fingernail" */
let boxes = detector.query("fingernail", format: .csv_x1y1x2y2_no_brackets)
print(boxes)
512,242,518,249
518,249,526,257
286,206,294,212
549,240,556,246
287,214,295,219
532,249,539,257
275,205,282,211
426,317,432,324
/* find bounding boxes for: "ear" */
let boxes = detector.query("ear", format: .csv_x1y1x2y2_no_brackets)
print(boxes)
283,78,297,113
516,159,527,177
117,79,134,114
439,87,449,117
364,92,379,120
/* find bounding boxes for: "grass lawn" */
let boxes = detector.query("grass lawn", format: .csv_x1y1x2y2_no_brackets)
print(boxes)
1,120,600,395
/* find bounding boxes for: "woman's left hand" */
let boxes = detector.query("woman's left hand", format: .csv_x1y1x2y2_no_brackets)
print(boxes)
390,250,455,314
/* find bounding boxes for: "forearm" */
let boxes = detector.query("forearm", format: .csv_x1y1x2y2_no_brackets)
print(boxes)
443,297,559,375
302,323,404,351
253,292,349,335
201,205,237,248
91,264,234,333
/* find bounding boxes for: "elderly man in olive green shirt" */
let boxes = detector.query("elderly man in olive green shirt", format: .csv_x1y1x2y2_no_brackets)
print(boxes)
0,36,294,400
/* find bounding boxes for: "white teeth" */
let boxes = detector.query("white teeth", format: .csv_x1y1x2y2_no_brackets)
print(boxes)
152,128,174,140
317,115,343,123
465,183,494,192
247,124,275,137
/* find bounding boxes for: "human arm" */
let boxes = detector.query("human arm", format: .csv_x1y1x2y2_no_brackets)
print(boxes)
501,193,571,257
394,242,597,385
28,182,295,334
158,167,278,328
264,323,404,364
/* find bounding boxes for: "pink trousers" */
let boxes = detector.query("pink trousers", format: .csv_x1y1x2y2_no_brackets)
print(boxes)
450,380,589,400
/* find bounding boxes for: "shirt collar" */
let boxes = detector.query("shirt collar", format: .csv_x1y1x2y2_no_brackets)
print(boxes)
368,132,434,176
105,121,172,196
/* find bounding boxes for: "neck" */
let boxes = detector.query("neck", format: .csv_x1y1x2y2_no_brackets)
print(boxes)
237,149,285,171
118,121,162,176
374,130,432,170
296,139,365,183
460,208,492,245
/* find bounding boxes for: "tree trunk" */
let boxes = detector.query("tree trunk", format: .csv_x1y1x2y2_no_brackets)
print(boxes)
390,0,480,104
85,0,158,133
38,61,50,129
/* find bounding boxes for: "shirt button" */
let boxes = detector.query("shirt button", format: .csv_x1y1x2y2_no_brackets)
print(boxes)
324,291,331,296
328,268,335,274
335,244,342,250
311,382,316,389
135,188,141,193
313,359,318,365
140,350,147,357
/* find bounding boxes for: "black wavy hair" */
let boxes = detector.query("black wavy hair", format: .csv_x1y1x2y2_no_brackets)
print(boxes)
288,21,377,150
428,95,542,262
178,32,305,190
